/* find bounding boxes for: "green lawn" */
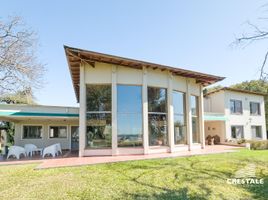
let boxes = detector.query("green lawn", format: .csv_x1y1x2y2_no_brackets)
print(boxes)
0,150,267,200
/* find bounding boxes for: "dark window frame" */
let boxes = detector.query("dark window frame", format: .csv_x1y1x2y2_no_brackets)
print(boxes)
230,99,243,114
250,102,261,116
22,125,43,139
231,125,244,139
49,126,68,139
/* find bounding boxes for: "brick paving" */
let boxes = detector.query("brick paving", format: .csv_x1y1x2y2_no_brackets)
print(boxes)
0,145,242,169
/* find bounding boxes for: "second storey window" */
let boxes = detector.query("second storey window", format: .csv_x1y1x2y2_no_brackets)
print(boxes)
230,100,242,114
250,102,261,115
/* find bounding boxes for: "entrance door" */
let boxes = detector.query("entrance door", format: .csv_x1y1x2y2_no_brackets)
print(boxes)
71,126,79,150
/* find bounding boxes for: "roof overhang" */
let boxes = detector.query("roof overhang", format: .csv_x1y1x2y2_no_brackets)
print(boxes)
204,87,267,97
64,46,225,102
0,104,79,122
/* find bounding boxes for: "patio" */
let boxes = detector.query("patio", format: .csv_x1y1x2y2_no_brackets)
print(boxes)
0,145,243,169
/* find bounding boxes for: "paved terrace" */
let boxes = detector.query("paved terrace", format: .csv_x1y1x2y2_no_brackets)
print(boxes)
0,145,243,169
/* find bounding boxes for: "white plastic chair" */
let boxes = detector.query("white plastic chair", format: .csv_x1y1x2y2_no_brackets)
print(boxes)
24,144,38,157
55,143,62,156
7,146,26,159
42,144,57,158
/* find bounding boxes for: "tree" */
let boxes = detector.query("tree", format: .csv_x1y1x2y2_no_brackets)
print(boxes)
0,89,36,146
234,17,268,80
0,16,45,95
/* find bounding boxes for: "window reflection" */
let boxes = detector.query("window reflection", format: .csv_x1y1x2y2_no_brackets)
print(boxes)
173,91,186,144
86,85,112,148
117,85,142,147
191,96,200,143
148,87,168,146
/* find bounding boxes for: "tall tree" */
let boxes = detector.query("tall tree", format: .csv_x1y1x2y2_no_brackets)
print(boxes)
0,16,45,95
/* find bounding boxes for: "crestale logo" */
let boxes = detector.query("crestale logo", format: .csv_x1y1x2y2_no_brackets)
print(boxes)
227,164,264,186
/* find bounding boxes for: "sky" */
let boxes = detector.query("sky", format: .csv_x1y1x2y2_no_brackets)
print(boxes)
1,0,268,107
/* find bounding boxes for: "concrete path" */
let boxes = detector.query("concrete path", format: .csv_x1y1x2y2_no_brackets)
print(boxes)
0,145,242,169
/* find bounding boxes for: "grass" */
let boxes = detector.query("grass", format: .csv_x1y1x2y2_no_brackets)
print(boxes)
0,150,267,200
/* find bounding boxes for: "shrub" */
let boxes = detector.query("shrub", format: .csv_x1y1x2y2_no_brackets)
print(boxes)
248,140,268,150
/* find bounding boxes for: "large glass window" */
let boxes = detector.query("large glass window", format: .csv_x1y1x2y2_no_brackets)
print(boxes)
191,96,200,143
250,102,261,115
173,91,186,144
86,85,112,148
231,126,244,139
148,87,168,146
230,99,243,114
23,125,42,139
251,126,262,139
117,85,142,147
49,126,67,138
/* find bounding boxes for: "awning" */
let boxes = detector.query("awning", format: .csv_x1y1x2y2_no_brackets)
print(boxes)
204,112,227,121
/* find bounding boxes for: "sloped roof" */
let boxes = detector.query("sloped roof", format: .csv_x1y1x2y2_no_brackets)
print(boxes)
204,87,267,97
64,45,225,102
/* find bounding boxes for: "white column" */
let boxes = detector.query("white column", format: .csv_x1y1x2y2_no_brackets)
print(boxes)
79,63,86,157
168,71,175,152
142,66,149,154
186,79,193,151
112,65,118,155
199,85,205,149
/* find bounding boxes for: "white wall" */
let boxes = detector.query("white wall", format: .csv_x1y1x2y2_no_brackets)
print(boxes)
204,121,225,142
224,91,267,140
14,121,79,149
204,91,225,113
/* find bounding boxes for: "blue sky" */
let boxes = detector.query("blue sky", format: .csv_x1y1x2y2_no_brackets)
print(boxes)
1,0,268,106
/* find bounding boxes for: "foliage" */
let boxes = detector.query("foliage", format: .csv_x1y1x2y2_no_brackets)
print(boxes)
203,85,223,94
0,16,45,95
0,150,267,199
0,88,36,145
248,140,268,150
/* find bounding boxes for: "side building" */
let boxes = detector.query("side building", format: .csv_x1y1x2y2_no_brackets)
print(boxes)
204,87,267,142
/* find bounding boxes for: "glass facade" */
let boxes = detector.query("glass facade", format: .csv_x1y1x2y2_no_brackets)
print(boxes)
173,91,186,144
117,85,142,147
191,95,200,143
86,85,112,148
148,87,168,146
83,83,202,150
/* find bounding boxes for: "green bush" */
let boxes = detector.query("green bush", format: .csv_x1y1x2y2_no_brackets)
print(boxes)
248,140,268,150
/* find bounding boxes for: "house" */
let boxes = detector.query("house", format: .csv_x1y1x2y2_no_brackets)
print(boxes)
0,45,229,157
204,87,267,142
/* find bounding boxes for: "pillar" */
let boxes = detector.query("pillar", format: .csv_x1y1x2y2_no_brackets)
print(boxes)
186,79,193,151
112,65,118,155
142,66,149,154
168,71,175,152
79,62,86,157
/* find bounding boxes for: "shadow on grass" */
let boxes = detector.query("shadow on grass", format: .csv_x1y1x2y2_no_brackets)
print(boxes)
125,186,210,200
107,155,268,200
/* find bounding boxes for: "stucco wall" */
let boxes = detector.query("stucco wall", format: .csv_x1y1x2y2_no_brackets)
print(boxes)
224,91,267,140
204,121,226,142
84,62,200,95
204,91,225,113
14,121,79,149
